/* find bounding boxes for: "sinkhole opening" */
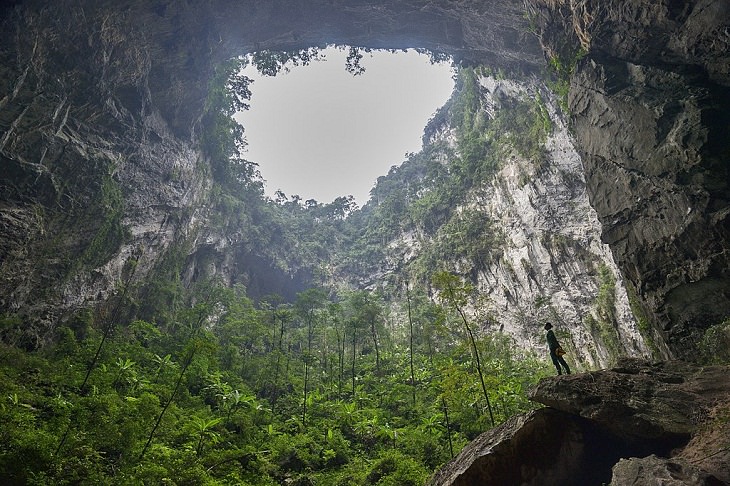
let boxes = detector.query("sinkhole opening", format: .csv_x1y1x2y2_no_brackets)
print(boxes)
233,46,455,207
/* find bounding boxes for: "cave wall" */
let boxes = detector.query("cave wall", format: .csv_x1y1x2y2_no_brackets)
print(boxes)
532,0,730,357
0,0,728,355
378,73,655,367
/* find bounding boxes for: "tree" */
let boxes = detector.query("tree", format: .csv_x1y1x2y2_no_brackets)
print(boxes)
404,281,417,407
191,416,223,457
326,302,347,398
349,291,384,375
432,271,495,427
295,288,328,427
270,302,293,409
140,284,221,459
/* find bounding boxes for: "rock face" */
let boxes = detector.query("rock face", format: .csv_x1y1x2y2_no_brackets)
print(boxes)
529,358,730,442
429,359,730,485
381,73,653,367
427,407,645,486
533,0,730,358
612,455,726,486
0,0,728,356
467,76,652,366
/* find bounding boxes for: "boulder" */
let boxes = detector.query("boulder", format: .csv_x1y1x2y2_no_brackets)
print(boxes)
529,358,730,443
429,359,730,485
428,408,616,486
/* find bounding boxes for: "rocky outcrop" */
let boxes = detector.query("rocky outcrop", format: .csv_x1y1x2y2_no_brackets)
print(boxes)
529,358,730,442
612,455,726,486
427,407,648,486
0,0,546,345
0,2,213,345
468,75,652,367
381,72,653,367
429,359,730,485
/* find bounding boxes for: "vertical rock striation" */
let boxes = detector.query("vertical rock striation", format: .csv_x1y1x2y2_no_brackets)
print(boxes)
531,0,730,357
471,75,653,366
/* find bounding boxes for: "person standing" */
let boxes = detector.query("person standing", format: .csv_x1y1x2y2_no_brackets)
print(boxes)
544,322,571,375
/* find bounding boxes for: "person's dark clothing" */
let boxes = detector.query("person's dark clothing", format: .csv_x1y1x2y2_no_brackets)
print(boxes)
546,329,571,375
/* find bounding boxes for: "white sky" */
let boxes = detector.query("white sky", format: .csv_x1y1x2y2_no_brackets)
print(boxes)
234,47,455,206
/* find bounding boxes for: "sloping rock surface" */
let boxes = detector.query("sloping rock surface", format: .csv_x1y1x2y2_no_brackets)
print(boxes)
427,408,629,486
530,359,730,440
529,358,730,442
612,455,725,486
430,359,730,485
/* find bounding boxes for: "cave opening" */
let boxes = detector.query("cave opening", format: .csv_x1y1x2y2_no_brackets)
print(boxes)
232,46,455,207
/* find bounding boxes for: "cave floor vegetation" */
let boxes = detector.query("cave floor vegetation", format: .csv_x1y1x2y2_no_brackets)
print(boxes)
0,281,550,485
2,0,730,482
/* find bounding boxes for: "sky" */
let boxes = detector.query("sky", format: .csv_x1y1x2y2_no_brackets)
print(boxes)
234,47,455,207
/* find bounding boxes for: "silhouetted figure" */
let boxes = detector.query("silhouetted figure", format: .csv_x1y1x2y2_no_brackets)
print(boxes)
545,322,571,375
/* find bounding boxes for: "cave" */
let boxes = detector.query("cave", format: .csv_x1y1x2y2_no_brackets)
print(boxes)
430,408,686,486
1,0,729,359
2,1,730,484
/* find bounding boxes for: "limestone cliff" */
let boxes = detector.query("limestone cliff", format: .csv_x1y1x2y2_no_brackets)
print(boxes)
0,0,728,358
531,0,730,358
369,71,654,367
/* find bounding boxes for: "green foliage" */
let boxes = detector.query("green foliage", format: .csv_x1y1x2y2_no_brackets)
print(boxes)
620,282,661,360
250,48,323,77
588,264,622,364
546,46,587,112
78,171,129,269
432,271,495,427
698,318,730,365
135,239,191,325
491,93,552,162
202,57,264,195
1,56,576,483
432,208,503,269
366,449,429,486
347,65,557,287
0,274,549,484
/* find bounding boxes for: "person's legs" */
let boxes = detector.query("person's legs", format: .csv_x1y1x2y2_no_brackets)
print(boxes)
558,356,571,374
550,352,562,375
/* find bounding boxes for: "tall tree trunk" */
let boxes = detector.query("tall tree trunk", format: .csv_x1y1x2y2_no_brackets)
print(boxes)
335,323,343,397
370,318,380,374
56,252,140,455
405,282,416,407
140,302,210,460
302,361,309,426
351,328,357,398
302,309,315,428
455,304,494,427
442,397,454,458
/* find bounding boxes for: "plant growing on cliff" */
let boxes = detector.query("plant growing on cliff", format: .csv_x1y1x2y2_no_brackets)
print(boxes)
584,264,622,364
202,57,264,196
546,45,587,113
698,318,730,365
77,171,129,270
